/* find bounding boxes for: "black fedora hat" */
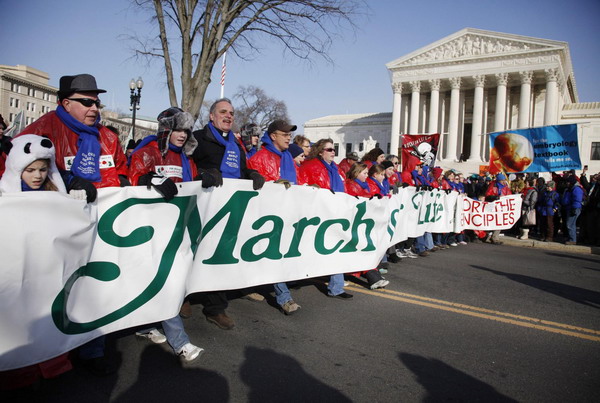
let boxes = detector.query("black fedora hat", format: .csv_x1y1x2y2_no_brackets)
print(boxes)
58,74,106,98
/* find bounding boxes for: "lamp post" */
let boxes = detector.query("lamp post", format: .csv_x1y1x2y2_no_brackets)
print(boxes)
129,77,143,141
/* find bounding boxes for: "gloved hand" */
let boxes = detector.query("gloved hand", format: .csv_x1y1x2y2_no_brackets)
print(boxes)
445,189,452,194
68,176,97,203
390,184,399,195
401,182,409,188
415,185,422,192
119,175,131,187
196,168,223,188
249,171,265,190
139,172,178,201
274,179,292,189
68,189,87,201
369,193,383,200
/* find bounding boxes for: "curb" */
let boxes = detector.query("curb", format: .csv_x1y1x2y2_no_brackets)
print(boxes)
499,235,598,255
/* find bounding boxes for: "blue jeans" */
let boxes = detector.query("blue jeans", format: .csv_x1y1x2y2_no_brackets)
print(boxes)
415,232,433,253
566,208,581,242
162,315,190,352
327,273,345,296
274,282,292,306
79,336,105,359
434,233,449,246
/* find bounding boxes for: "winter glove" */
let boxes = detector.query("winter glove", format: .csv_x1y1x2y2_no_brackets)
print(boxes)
390,184,399,195
444,189,452,194
119,175,131,187
415,185,422,192
68,189,87,201
68,176,97,203
249,171,265,190
195,168,223,188
139,172,178,201
401,182,409,188
370,193,383,200
274,179,292,189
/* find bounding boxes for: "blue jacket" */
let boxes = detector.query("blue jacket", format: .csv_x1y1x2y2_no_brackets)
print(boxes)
562,185,584,209
540,190,560,216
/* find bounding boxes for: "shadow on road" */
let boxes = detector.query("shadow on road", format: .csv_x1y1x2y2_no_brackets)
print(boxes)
544,252,600,269
399,352,517,402
240,346,351,403
112,345,229,403
471,265,600,308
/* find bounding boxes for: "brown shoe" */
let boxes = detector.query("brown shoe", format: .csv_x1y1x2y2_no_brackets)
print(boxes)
419,251,430,257
179,300,192,319
206,313,235,330
243,292,265,302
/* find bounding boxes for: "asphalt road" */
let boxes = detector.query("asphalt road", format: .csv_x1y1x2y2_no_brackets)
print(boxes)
5,243,600,403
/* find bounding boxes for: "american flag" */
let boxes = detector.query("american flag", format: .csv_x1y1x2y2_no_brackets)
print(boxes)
220,52,227,86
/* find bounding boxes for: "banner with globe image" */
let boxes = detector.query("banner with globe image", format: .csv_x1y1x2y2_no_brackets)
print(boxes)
488,124,580,173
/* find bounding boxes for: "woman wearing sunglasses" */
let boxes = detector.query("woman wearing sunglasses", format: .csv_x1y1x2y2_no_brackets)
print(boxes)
299,139,353,299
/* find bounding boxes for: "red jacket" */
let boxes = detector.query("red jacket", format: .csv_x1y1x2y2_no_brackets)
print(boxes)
345,179,372,197
247,148,302,183
299,158,346,191
485,181,511,197
337,158,355,175
19,111,127,188
400,171,414,186
128,141,198,186
388,172,400,187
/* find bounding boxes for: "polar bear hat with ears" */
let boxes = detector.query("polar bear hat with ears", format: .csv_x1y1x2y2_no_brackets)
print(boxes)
0,134,67,194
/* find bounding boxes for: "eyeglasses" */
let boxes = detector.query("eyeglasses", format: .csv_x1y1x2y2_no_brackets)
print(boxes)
274,132,292,138
68,98,101,108
323,148,336,153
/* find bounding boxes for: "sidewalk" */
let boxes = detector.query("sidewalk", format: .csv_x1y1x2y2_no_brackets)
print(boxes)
498,233,599,255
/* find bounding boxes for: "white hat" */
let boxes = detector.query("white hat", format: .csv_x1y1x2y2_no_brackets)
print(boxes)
0,134,66,194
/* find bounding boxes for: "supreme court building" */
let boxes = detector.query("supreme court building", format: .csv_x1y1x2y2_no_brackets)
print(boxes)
304,28,600,173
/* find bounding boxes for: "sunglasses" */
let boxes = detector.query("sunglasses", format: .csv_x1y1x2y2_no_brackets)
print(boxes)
323,148,336,153
68,98,101,108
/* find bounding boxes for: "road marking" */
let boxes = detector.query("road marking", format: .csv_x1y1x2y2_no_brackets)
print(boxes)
345,285,600,342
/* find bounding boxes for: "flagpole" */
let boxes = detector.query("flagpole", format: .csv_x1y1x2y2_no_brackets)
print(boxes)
220,52,227,98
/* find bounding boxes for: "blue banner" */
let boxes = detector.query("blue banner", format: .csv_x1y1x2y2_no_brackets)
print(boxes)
489,124,580,173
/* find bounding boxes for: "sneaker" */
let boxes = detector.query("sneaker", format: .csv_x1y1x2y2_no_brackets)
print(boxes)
405,249,418,259
136,329,167,344
396,250,408,258
243,292,265,302
281,300,301,315
177,343,204,362
370,279,389,289
459,241,467,245
379,267,388,274
449,242,458,247
343,280,350,287
206,313,235,330
328,292,353,300
388,253,401,263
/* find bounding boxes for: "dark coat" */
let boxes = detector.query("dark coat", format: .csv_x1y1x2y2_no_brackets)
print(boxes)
191,124,257,179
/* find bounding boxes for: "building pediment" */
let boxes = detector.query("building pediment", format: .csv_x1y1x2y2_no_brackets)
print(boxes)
386,28,568,69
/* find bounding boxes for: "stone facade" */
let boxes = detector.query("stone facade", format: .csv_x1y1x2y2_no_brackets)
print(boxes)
304,28,600,174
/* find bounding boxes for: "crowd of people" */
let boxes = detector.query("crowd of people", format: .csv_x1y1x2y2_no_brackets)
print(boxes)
0,73,597,391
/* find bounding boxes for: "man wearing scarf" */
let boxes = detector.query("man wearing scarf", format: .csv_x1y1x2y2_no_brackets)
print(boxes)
484,173,512,245
19,74,128,203
17,73,128,376
191,98,265,330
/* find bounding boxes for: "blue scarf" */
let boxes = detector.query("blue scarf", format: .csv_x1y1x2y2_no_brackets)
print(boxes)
370,177,389,196
261,132,297,184
354,178,370,193
21,181,45,192
495,180,506,196
319,157,345,193
412,170,431,186
208,122,241,178
247,147,258,158
168,143,192,182
55,105,101,182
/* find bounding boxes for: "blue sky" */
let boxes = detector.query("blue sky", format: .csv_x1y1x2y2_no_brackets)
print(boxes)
2,0,599,130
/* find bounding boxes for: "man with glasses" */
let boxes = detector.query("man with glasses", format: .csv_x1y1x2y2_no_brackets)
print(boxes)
18,74,128,376
19,73,128,198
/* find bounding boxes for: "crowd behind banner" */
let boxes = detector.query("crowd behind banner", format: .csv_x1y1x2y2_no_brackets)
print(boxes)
0,74,597,393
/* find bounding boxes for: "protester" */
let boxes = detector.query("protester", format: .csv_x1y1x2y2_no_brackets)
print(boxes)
191,98,265,330
292,134,311,157
240,123,261,158
338,151,359,174
518,178,538,240
539,181,560,242
247,119,303,315
299,138,353,299
484,173,512,245
18,73,128,376
562,175,585,245
360,147,385,167
128,107,206,362
289,143,305,167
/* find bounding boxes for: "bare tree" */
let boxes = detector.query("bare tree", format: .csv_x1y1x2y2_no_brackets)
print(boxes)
130,0,365,121
233,85,289,130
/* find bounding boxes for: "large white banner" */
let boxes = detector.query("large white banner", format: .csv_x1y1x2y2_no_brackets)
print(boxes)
0,181,519,370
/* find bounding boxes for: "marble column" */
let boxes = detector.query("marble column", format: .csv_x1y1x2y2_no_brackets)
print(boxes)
428,79,440,133
518,71,533,128
469,75,485,162
544,68,559,125
409,81,421,133
390,82,403,155
494,73,509,132
444,77,461,161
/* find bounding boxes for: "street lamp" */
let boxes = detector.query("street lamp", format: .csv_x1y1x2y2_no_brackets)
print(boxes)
129,77,143,141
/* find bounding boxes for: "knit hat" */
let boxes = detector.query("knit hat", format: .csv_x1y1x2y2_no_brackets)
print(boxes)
496,173,506,181
381,160,394,170
288,143,304,159
156,107,197,156
346,151,359,161
0,135,66,193
546,181,555,188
